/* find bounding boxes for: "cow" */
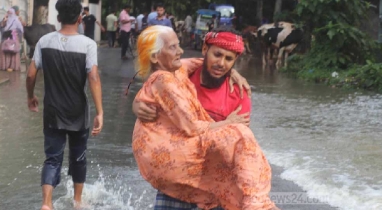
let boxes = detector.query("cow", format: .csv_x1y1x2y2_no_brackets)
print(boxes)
174,20,185,43
275,23,303,68
241,25,257,55
257,22,303,69
257,23,281,66
23,24,56,58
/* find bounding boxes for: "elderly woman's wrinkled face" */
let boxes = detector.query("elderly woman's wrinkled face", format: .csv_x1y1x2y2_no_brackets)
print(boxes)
155,30,183,72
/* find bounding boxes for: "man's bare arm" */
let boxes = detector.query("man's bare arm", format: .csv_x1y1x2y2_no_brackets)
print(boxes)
26,61,39,112
120,19,131,24
88,66,103,116
96,21,105,32
88,65,104,136
26,61,38,99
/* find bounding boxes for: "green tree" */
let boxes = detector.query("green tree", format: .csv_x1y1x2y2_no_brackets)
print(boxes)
293,0,378,69
284,0,382,90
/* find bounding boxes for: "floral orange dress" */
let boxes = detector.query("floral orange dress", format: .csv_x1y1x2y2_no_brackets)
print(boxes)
132,60,276,210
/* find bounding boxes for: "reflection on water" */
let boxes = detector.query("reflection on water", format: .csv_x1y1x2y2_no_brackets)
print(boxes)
0,53,381,209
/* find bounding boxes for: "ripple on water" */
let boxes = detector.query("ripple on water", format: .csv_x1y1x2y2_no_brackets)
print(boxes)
252,92,382,209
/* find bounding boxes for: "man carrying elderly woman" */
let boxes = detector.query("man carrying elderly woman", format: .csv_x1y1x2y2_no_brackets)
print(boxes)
132,25,280,210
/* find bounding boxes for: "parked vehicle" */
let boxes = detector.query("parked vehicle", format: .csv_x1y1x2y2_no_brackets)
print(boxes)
214,4,235,27
193,9,221,50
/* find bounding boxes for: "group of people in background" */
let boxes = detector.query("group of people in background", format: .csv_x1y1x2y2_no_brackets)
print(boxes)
0,2,221,72
83,2,198,59
0,6,26,72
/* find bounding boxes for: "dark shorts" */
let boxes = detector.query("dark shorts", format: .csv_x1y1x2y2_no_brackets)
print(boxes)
154,191,224,210
41,128,89,187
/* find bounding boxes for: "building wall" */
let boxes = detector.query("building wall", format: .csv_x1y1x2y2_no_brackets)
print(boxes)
0,0,102,41
0,0,32,25
88,1,102,42
48,0,60,30
47,0,102,41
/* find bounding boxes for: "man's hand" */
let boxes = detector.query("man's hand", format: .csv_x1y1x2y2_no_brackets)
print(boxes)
229,69,251,99
132,100,157,122
101,26,105,32
27,95,39,112
92,114,103,136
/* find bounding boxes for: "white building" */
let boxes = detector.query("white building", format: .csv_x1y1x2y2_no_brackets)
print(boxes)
0,0,103,41
0,0,33,25
48,0,103,41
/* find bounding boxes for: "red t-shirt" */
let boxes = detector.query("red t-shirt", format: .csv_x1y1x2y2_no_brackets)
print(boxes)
189,67,251,122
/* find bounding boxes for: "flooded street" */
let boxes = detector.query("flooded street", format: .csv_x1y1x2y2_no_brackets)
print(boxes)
0,48,381,210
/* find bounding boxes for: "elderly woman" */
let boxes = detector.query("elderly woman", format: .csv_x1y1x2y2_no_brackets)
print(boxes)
12,6,27,27
0,8,24,71
132,25,278,210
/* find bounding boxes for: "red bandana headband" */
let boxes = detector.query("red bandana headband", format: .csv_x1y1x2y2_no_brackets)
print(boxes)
204,32,244,54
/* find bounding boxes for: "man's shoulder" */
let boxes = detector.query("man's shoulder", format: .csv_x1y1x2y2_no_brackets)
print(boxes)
40,31,57,39
228,81,250,100
40,33,96,50
38,31,57,45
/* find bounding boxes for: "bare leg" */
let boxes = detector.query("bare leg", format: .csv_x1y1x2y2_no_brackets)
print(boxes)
262,51,266,66
41,184,54,210
245,41,251,54
276,47,285,69
284,51,290,68
73,183,84,209
267,48,271,63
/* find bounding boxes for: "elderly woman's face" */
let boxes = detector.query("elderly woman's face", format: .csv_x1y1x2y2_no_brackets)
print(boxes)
156,31,183,72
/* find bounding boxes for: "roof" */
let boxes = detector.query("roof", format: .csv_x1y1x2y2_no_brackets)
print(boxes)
196,9,220,16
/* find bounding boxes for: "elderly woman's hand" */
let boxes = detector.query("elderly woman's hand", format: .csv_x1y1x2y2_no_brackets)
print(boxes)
226,105,250,126
229,69,251,99
132,99,158,122
2,15,8,23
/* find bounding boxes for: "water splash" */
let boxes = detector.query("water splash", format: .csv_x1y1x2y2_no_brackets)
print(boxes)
53,173,154,210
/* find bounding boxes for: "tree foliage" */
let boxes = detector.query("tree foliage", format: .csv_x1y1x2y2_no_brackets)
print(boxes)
298,0,377,66
283,0,382,90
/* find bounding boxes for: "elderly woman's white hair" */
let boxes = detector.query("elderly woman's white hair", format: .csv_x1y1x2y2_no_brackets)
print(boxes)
135,25,174,78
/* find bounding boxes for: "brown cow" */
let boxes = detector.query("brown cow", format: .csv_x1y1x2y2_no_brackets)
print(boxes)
241,25,257,55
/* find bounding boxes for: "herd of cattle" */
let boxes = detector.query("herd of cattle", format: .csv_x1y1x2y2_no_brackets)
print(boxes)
242,21,304,69
23,21,303,69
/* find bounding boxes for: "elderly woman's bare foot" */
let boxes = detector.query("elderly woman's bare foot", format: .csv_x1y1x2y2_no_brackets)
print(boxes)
40,204,52,210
